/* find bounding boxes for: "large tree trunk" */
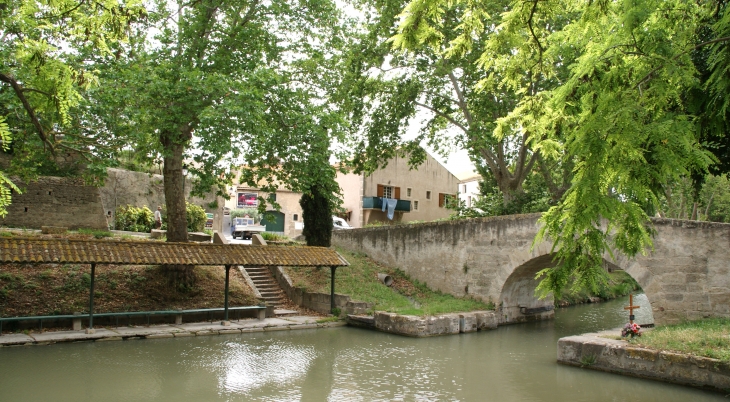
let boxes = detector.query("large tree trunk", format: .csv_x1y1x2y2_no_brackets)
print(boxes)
160,127,194,287
162,140,188,242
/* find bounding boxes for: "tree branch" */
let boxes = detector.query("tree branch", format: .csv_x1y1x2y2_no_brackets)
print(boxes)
0,73,55,155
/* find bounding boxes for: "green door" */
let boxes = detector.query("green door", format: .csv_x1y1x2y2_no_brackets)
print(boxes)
261,211,285,233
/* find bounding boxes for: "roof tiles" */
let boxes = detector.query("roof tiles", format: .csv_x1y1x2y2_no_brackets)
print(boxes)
0,238,349,267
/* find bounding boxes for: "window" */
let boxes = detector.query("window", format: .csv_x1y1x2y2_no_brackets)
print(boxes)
268,193,276,202
293,214,298,221
467,196,472,207
439,193,456,208
377,184,401,199
462,184,467,193
426,191,431,200
406,187,412,197
413,200,419,211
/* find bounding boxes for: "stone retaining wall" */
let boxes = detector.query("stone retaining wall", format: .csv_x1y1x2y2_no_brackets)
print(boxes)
373,311,498,337
2,176,107,230
558,331,730,392
271,266,373,316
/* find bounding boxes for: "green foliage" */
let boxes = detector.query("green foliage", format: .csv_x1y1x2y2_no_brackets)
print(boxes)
76,228,113,239
230,208,262,222
391,0,722,298
185,203,207,233
300,185,334,247
261,232,288,242
114,205,154,233
0,0,145,190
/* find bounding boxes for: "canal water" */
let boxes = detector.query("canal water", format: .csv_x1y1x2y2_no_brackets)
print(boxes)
0,294,727,401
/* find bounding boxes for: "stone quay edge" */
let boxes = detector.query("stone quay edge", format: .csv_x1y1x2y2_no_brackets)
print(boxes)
557,330,730,393
0,316,346,347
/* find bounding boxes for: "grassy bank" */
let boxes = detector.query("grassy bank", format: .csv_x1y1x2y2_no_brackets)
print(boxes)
284,247,494,316
632,318,730,362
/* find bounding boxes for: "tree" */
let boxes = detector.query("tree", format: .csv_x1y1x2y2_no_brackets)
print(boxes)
392,0,722,297
338,0,566,206
92,0,345,224
0,0,145,215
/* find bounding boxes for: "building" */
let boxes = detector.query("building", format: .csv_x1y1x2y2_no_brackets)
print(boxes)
222,185,304,238
336,152,459,228
458,175,482,208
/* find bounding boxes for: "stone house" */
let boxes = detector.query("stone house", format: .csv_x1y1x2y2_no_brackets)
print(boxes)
222,185,304,238
336,152,459,228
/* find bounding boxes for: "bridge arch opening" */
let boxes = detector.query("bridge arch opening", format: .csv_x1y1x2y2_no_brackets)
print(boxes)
500,255,653,325
500,254,557,324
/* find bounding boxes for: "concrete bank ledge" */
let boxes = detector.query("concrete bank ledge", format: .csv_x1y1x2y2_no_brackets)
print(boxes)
557,330,730,393
0,316,344,347
348,310,498,337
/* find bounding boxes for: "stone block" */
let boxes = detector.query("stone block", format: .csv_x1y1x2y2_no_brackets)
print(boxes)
213,232,228,245
150,229,165,239
188,232,212,242
474,311,498,330
458,313,477,333
252,234,267,246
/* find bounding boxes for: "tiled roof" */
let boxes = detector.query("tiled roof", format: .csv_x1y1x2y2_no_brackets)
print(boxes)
0,238,349,267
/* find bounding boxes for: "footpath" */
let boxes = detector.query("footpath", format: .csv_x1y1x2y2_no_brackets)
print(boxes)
558,329,730,393
0,316,345,347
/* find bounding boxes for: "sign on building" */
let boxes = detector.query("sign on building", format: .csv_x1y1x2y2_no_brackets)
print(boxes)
237,192,258,208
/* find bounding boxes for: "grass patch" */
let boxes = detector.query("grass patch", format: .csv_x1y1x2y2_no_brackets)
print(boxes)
316,316,341,323
75,228,113,239
261,232,288,242
633,318,730,362
285,247,493,316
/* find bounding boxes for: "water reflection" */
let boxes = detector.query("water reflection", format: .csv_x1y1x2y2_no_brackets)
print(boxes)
0,294,725,401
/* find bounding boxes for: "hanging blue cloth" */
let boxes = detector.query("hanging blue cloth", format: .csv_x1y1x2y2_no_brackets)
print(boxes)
386,198,398,220
382,197,387,212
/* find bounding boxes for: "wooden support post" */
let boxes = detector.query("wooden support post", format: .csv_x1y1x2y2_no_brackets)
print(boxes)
330,266,337,314
87,263,96,333
223,265,231,325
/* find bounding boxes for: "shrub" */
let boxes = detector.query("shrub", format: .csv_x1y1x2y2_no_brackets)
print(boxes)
115,205,154,232
185,202,207,232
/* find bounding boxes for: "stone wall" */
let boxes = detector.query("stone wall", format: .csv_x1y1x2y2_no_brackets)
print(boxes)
100,168,220,230
1,168,221,232
332,214,730,326
1,176,107,230
271,266,372,316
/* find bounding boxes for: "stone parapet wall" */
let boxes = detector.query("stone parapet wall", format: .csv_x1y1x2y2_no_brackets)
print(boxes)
558,331,730,393
1,176,107,230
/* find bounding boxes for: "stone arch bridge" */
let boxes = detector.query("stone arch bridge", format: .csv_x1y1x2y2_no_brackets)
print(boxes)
332,214,730,326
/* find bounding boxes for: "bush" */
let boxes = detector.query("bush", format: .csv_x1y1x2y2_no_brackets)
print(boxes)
115,205,154,232
185,202,207,233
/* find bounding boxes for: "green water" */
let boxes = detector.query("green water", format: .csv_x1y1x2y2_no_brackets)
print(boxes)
0,294,726,401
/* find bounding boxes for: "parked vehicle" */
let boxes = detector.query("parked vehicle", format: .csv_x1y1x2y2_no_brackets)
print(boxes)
232,217,266,240
333,216,353,230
